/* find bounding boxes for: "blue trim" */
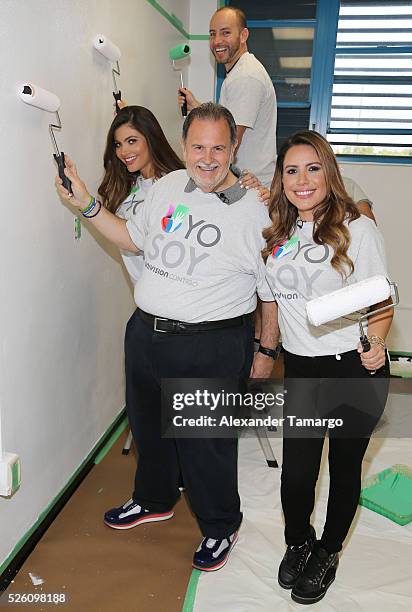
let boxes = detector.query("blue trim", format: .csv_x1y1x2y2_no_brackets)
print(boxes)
337,155,412,164
339,15,412,21
330,128,412,135
338,28,412,34
336,46,412,55
309,0,340,134
323,2,412,164
247,19,316,29
278,101,311,108
334,75,411,85
216,64,225,103
332,92,412,98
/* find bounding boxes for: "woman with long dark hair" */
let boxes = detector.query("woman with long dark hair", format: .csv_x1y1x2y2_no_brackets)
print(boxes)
263,131,393,604
98,106,184,285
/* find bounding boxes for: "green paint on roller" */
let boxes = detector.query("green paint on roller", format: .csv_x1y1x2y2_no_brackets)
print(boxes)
169,43,191,61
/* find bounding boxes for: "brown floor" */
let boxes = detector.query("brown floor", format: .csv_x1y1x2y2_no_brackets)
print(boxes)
5,360,285,611
4,433,199,611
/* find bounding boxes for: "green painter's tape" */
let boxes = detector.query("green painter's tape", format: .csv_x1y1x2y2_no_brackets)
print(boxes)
94,418,128,464
145,0,209,40
146,0,189,37
0,410,127,577
182,570,201,612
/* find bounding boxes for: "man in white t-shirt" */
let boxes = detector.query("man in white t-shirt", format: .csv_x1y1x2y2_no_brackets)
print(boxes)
57,103,278,573
179,6,277,187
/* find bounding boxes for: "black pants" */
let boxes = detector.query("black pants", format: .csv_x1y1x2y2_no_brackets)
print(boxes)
124,308,254,539
281,349,389,553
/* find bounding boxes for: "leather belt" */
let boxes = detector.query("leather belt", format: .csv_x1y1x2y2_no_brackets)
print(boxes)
138,309,247,334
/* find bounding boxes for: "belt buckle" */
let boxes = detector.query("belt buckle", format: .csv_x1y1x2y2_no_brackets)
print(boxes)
154,317,169,333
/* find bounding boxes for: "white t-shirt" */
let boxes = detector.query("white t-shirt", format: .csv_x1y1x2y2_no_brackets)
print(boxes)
116,175,155,285
265,216,388,356
126,169,273,322
342,176,373,209
219,52,277,188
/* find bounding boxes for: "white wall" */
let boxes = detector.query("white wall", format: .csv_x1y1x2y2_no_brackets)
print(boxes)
340,163,411,351
0,0,190,568
187,0,217,101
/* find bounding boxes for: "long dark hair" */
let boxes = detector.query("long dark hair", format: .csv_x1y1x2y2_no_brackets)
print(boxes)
262,131,360,277
98,106,184,213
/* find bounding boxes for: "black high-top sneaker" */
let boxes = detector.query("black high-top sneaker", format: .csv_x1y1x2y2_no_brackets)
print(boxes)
291,543,339,604
278,525,316,589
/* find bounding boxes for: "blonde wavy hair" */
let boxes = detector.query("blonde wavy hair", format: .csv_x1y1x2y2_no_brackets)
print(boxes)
262,131,360,277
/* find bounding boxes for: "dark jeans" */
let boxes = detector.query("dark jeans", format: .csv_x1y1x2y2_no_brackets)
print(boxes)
281,349,389,553
124,308,254,539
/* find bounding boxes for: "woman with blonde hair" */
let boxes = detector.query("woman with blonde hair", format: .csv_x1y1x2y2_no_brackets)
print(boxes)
263,131,393,604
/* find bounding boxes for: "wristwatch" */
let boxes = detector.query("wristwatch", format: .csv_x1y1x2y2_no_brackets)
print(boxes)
258,345,281,360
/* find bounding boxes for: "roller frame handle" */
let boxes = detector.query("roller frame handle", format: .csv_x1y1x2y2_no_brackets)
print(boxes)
54,152,72,193
181,92,188,117
113,90,122,113
360,334,371,353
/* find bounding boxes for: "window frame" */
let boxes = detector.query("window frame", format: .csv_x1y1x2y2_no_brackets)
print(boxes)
321,0,412,164
218,0,412,164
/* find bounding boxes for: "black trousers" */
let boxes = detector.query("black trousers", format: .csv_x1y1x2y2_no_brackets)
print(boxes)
124,308,254,539
281,349,389,553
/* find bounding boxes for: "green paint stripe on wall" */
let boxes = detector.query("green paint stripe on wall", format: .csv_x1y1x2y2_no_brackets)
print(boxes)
145,0,210,40
146,0,189,37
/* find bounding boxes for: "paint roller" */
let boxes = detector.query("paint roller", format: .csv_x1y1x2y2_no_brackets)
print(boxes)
93,34,122,112
306,275,399,352
169,43,191,117
18,83,72,193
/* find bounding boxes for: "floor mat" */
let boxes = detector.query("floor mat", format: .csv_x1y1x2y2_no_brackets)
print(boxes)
192,403,412,611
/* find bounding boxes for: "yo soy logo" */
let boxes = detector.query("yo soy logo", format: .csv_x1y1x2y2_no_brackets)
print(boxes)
272,235,299,259
161,204,189,233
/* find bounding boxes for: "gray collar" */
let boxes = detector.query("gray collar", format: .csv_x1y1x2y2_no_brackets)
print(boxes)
184,177,247,205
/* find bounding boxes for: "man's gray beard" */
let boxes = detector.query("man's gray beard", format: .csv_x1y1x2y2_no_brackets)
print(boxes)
187,159,232,192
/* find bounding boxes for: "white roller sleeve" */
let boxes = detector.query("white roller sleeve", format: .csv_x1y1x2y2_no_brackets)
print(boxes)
93,34,121,62
306,275,391,326
18,83,60,112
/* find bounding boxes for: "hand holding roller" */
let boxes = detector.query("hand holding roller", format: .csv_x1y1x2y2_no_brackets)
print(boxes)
169,43,191,117
306,275,399,354
18,83,72,193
